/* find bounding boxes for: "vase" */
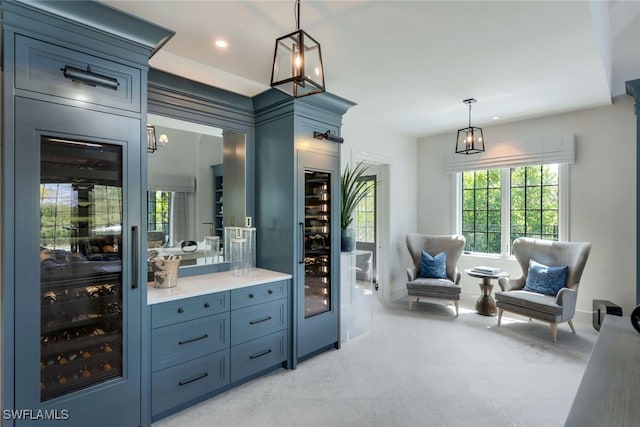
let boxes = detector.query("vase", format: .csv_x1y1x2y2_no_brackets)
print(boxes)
341,228,355,252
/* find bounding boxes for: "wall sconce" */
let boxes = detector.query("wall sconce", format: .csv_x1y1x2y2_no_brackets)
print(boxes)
313,130,344,144
455,98,485,155
147,124,157,153
158,134,169,147
270,0,325,98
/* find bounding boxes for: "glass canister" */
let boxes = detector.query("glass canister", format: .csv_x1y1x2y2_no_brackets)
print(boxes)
204,235,220,263
224,226,243,262
229,237,246,276
242,227,256,273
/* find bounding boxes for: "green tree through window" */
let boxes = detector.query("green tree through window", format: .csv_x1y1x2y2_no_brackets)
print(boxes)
461,164,560,255
354,177,376,243
148,191,171,235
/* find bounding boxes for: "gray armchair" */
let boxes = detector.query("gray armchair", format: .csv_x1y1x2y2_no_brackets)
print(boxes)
495,237,591,342
405,234,465,316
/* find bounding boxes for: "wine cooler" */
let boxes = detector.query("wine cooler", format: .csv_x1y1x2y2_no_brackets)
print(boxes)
296,150,340,360
39,136,125,401
303,171,332,318
12,99,143,426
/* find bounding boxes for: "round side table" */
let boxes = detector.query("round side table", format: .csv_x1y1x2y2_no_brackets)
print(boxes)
464,268,509,316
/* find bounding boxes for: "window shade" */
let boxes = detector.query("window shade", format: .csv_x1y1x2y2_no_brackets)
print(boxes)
148,174,196,193
445,134,575,173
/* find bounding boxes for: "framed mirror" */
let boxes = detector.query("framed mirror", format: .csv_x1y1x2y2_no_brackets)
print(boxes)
147,68,255,276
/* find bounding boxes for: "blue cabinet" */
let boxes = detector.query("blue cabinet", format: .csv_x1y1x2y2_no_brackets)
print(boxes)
150,278,290,421
1,2,173,426
150,293,231,419
254,90,355,365
151,350,230,417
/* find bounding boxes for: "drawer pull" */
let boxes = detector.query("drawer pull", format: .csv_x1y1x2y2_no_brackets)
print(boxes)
177,307,184,314
249,316,272,325
249,349,272,360
204,302,210,308
178,334,209,345
178,372,209,386
61,65,119,90
249,293,255,299
268,290,273,295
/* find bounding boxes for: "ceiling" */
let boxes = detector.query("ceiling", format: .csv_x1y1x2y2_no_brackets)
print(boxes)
104,0,640,138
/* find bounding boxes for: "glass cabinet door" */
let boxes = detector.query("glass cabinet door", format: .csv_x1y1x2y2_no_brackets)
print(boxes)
13,98,141,426
303,170,331,318
39,136,124,401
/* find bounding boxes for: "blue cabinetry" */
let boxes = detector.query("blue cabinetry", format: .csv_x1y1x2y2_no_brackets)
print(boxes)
254,90,355,365
150,278,290,421
150,293,231,419
1,2,173,426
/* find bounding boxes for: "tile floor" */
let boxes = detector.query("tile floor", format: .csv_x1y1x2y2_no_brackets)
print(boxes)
153,290,597,427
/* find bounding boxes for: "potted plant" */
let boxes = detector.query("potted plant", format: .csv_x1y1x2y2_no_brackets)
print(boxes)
340,161,370,252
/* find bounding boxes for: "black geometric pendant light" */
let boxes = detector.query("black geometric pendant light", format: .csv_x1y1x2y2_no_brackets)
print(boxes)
270,0,325,98
455,98,485,155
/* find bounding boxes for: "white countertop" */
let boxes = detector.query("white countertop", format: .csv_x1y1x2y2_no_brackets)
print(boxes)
147,268,292,305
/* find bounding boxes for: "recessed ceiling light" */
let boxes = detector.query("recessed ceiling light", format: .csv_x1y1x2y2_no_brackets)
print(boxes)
492,116,500,120
215,39,228,48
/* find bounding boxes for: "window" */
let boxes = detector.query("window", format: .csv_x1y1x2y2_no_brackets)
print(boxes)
460,164,562,256
354,176,376,243
147,191,171,235
461,169,502,253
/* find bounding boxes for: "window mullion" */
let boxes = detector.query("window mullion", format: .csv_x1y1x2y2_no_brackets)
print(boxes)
501,168,510,257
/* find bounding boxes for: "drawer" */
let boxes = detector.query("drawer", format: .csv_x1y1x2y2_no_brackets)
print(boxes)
230,299,287,346
152,292,229,329
15,35,141,112
230,331,287,383
152,313,229,372
230,280,288,310
152,350,230,417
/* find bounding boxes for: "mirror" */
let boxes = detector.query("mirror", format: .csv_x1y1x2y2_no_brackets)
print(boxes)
146,113,246,269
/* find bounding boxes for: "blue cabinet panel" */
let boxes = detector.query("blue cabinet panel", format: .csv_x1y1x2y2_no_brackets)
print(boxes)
230,331,287,383
230,299,287,346
230,280,287,309
151,349,230,417
15,35,141,113
152,292,229,328
152,312,229,372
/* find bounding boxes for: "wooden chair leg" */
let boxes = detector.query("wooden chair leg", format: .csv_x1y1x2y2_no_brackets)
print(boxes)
497,308,503,326
550,323,558,343
408,298,413,311
453,301,459,317
568,320,576,334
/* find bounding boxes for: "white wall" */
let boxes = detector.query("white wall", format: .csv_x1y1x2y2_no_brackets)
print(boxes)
416,95,637,320
341,107,418,303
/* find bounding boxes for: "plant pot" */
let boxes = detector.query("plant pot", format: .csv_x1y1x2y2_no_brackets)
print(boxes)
341,229,355,252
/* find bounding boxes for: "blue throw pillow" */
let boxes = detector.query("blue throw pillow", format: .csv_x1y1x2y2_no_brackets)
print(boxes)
419,251,448,279
524,260,569,296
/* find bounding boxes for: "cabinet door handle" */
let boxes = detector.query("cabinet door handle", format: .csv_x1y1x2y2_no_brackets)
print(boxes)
178,334,209,345
249,316,272,325
178,372,209,386
249,349,272,360
299,222,305,264
131,226,138,289
61,65,119,90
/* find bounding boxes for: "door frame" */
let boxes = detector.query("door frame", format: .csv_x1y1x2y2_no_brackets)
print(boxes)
350,150,391,303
